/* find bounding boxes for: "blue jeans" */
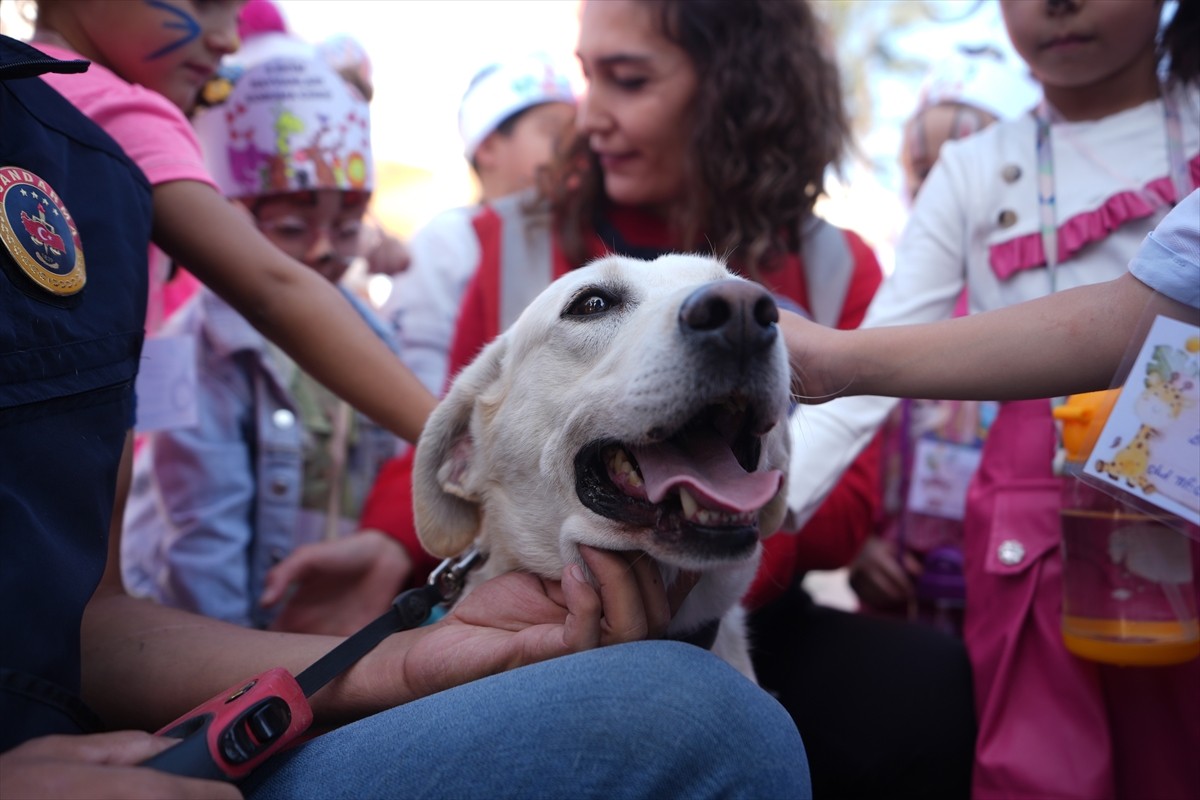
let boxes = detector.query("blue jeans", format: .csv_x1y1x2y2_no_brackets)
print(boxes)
245,641,810,799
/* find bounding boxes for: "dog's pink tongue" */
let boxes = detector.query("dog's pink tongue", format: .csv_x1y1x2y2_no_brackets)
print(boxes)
631,429,782,514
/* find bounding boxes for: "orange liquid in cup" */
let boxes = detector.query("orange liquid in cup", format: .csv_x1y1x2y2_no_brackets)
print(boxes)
1062,616,1200,666
1060,509,1199,667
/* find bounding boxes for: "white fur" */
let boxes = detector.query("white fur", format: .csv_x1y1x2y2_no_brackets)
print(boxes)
413,254,791,680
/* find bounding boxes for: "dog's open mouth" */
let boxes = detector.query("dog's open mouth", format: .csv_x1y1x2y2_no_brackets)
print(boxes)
574,401,782,559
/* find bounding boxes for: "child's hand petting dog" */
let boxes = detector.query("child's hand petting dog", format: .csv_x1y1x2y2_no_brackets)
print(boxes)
391,546,698,701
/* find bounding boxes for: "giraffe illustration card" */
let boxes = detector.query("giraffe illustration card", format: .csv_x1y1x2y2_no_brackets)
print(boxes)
1084,315,1200,526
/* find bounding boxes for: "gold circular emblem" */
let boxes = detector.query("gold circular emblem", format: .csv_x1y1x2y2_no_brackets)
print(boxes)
0,166,86,296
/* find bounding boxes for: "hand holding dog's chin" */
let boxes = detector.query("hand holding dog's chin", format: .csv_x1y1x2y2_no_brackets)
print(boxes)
382,547,678,702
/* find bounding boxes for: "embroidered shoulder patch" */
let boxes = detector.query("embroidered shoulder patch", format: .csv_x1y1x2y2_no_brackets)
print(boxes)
0,166,86,296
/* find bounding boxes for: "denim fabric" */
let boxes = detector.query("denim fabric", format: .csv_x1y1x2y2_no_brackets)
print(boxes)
122,287,399,627
245,642,810,800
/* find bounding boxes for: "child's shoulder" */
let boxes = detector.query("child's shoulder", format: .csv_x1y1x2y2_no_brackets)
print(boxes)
938,114,1036,172
31,41,211,191
927,114,1038,215
33,42,185,128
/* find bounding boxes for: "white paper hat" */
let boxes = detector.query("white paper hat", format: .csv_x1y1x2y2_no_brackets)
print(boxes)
917,50,1041,121
458,53,576,159
193,35,373,199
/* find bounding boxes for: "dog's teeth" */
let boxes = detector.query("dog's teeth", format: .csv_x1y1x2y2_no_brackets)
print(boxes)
679,487,698,519
606,447,645,490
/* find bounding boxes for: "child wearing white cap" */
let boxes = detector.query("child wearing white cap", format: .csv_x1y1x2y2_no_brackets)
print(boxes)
383,53,577,396
460,53,577,201
122,39,402,630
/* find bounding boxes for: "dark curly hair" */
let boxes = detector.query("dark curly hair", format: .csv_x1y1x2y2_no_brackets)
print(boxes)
541,0,850,279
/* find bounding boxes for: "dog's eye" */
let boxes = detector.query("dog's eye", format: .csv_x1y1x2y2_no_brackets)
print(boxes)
564,289,617,317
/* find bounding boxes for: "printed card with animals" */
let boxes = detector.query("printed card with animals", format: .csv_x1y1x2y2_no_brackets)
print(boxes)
1084,315,1200,526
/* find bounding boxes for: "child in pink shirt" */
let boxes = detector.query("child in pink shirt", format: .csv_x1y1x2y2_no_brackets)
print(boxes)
31,0,434,443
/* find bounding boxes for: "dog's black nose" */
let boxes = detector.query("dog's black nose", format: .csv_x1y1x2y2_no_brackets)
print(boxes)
679,279,779,353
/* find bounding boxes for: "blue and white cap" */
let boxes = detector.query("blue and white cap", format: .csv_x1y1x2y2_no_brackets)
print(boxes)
458,53,576,160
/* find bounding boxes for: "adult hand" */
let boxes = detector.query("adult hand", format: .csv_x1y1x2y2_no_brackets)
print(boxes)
262,529,413,636
393,546,698,702
0,731,241,800
847,536,922,611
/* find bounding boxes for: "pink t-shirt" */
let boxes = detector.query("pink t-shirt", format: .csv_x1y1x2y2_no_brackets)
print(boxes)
35,42,214,328
35,43,215,190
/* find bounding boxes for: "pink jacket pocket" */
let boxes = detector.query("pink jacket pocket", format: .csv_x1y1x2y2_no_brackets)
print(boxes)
982,478,1063,577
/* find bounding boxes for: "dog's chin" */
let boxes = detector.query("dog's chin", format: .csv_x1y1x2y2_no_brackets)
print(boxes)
574,438,765,564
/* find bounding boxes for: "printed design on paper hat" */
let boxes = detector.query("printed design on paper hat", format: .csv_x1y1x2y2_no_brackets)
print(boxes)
194,52,374,198
0,166,85,296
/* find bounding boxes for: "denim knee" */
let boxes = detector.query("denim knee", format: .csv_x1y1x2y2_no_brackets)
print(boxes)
247,640,810,800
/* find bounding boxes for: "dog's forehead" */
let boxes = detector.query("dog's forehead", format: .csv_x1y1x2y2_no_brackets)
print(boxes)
547,254,735,304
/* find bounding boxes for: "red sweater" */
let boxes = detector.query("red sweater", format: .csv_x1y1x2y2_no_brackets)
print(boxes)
361,204,883,610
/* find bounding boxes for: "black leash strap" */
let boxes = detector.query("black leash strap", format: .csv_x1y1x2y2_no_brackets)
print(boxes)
295,546,486,698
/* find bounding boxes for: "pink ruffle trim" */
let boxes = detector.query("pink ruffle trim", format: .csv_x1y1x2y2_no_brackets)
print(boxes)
990,155,1200,280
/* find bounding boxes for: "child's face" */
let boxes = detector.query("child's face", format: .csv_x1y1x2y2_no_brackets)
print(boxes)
250,190,369,285
1000,0,1161,96
478,102,575,201
900,103,997,203
64,0,242,113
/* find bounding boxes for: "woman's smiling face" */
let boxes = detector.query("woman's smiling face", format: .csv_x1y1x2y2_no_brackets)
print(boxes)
574,0,699,216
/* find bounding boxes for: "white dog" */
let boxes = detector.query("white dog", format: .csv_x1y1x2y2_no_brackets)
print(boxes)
413,254,791,679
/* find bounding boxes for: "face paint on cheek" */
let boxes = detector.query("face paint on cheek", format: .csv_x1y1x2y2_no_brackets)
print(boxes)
142,0,201,61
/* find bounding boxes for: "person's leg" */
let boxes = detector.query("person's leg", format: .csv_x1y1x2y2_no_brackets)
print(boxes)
245,641,810,800
750,586,976,799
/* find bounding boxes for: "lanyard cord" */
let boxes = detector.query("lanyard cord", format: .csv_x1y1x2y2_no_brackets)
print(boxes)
1163,86,1191,204
1038,84,1191,473
1035,84,1190,294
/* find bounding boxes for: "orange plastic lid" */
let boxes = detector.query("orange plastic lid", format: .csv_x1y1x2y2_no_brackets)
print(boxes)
1052,389,1122,463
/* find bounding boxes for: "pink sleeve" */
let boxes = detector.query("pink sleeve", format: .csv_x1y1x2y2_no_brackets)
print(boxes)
84,90,216,189
37,50,217,190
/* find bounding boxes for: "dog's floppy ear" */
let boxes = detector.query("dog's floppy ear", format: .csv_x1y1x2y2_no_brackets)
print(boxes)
413,337,508,558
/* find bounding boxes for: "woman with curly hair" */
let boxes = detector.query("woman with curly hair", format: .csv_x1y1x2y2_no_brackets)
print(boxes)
309,1,974,794
364,0,886,598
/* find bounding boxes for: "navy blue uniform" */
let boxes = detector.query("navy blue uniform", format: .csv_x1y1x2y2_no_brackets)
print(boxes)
0,35,152,751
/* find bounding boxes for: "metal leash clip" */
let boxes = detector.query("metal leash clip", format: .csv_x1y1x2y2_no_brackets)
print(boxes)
428,545,488,605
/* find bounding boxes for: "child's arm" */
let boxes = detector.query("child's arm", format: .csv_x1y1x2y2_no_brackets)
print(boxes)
152,180,437,443
785,272,1193,403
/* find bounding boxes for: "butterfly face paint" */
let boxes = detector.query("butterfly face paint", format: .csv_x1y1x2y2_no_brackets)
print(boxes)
143,0,203,61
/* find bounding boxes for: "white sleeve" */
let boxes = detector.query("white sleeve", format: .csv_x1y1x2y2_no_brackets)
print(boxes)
783,395,898,529
1129,188,1200,309
785,152,970,526
382,209,482,395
